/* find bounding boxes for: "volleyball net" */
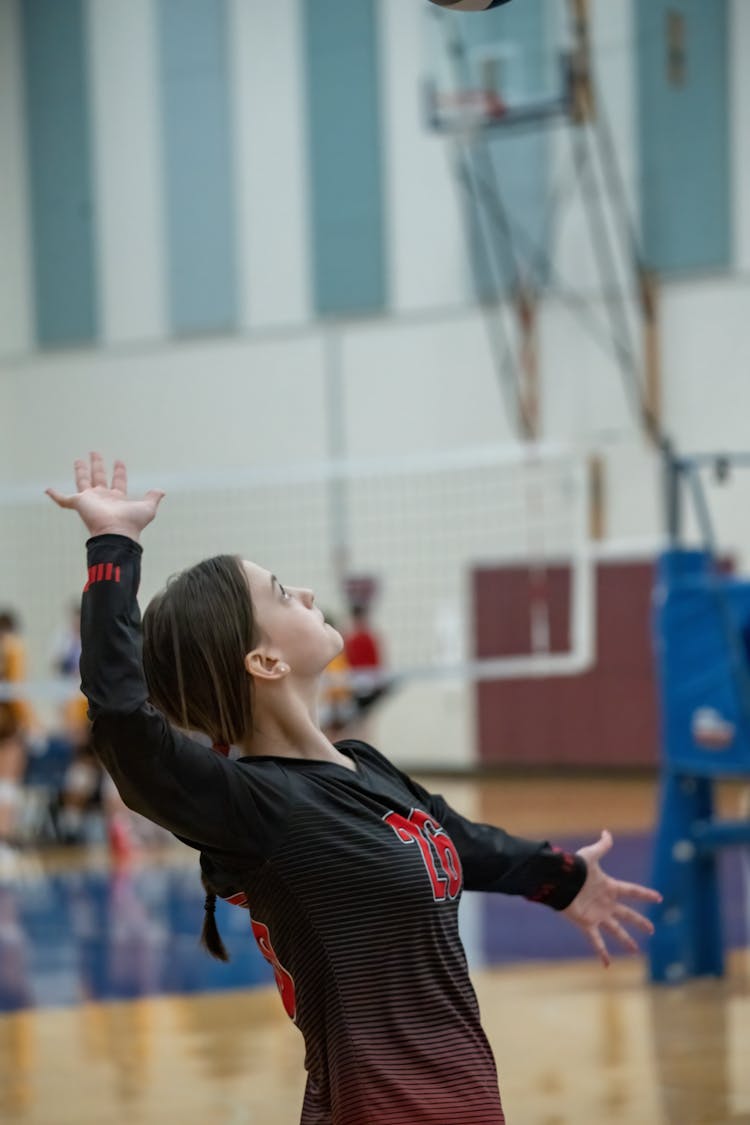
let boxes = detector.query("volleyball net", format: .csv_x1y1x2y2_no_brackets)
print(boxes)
0,443,593,763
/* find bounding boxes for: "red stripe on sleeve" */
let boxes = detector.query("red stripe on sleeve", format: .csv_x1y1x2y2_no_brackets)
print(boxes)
105,562,113,581
96,563,104,582
115,566,121,583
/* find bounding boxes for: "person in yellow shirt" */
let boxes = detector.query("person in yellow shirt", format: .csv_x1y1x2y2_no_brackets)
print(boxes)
0,611,37,851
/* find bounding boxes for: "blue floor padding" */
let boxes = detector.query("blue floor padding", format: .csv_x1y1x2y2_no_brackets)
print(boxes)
0,832,747,1013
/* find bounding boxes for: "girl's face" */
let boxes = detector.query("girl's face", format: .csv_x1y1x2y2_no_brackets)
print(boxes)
242,561,343,678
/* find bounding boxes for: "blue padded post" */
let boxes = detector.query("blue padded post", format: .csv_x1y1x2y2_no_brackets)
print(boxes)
649,774,723,982
649,547,750,982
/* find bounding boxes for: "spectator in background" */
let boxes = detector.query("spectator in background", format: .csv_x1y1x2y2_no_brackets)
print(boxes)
343,604,390,721
48,600,100,845
51,601,82,677
0,611,38,859
51,600,167,856
51,600,90,749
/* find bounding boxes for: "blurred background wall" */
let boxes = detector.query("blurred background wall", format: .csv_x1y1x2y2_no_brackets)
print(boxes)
0,0,748,765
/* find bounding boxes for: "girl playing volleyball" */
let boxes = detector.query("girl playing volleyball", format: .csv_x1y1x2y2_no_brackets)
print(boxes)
47,453,660,1125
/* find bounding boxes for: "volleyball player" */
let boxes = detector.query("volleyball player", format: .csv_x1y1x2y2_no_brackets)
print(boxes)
47,453,661,1125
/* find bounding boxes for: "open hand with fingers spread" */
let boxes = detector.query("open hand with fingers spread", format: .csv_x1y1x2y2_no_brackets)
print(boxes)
563,830,662,967
46,453,165,543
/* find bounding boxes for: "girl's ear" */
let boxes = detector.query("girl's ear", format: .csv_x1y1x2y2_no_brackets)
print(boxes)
244,650,290,680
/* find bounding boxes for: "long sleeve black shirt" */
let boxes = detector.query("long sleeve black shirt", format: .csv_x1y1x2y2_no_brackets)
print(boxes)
80,535,586,1125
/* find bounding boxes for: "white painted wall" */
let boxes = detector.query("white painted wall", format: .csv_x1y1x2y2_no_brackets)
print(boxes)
229,0,312,329
5,331,329,483
380,0,468,312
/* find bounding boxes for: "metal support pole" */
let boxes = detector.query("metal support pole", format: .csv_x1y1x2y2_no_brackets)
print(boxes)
568,0,595,125
588,453,605,541
324,329,349,597
662,441,681,547
515,284,540,441
640,270,662,436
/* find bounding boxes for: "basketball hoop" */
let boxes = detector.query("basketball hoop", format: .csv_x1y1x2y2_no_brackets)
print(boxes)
429,88,508,131
424,52,574,136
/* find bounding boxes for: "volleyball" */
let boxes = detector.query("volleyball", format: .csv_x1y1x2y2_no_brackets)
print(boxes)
425,0,511,10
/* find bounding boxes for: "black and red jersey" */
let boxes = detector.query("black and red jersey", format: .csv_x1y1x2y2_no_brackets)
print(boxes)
80,535,586,1125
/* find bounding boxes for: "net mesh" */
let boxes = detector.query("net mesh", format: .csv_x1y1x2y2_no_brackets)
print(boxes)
0,444,591,715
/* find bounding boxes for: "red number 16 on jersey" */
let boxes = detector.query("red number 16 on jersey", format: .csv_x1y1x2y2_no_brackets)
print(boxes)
384,808,462,902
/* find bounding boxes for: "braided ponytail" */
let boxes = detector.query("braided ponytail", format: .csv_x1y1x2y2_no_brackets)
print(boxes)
200,875,230,962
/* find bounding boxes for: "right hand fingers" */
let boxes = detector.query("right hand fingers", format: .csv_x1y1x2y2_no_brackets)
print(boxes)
46,456,162,522
45,488,79,510
90,451,107,489
145,489,166,511
586,925,610,969
82,452,128,494
74,458,91,492
111,459,127,494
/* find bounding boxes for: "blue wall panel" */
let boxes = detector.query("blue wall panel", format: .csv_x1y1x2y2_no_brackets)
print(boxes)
21,0,98,346
636,0,730,273
303,0,386,316
157,0,237,334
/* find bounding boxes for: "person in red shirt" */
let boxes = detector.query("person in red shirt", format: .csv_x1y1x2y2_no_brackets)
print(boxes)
344,605,380,670
344,604,389,718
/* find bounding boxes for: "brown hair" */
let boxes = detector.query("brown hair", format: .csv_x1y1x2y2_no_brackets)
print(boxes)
143,555,260,963
201,879,229,962
142,555,259,748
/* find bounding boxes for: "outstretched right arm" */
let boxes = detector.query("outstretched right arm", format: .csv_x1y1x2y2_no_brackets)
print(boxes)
47,455,269,853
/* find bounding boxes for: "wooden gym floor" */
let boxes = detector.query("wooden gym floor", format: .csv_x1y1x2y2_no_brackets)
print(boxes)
1,774,749,1125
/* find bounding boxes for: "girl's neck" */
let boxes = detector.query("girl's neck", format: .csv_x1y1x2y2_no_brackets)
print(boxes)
240,688,352,768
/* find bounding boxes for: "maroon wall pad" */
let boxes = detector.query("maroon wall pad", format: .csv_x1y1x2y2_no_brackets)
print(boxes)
473,559,659,767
